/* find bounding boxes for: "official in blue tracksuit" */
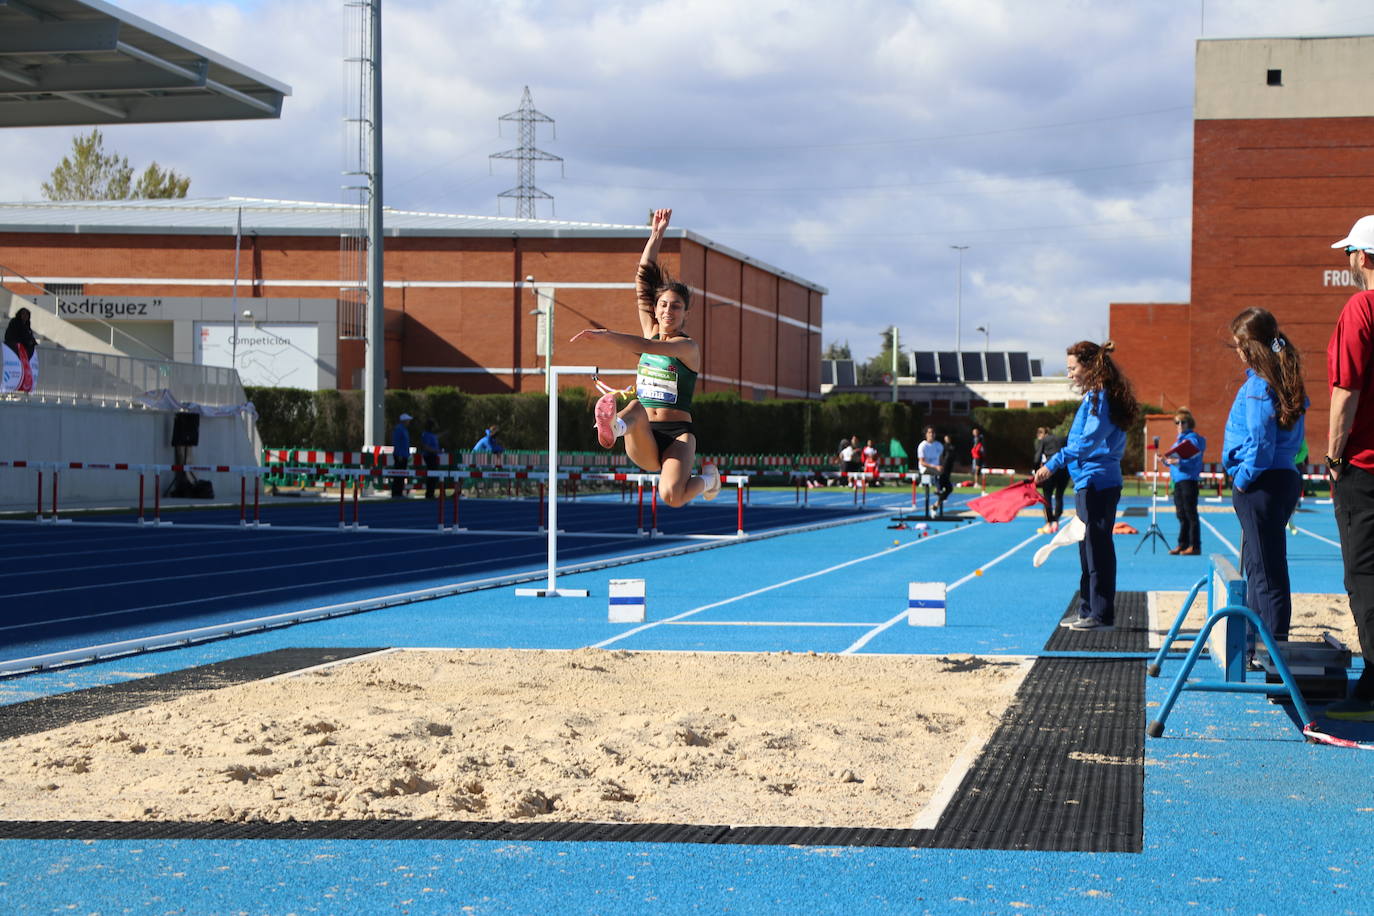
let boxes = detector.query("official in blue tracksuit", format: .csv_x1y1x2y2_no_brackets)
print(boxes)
391,413,412,498
1165,408,1207,555
1035,340,1140,631
1222,308,1307,646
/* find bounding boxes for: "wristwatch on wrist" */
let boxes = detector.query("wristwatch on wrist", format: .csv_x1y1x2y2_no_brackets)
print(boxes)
1326,455,1345,469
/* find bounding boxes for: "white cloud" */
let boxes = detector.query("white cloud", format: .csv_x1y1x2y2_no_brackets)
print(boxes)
0,0,1360,365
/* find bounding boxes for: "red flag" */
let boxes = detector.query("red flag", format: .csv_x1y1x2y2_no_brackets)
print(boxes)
968,479,1045,523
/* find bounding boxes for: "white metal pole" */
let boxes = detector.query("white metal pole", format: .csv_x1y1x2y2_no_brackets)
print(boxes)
517,364,597,598
951,245,968,355
545,364,558,589
231,207,242,370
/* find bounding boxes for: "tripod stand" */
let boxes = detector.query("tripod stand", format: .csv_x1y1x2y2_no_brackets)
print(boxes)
1136,450,1169,553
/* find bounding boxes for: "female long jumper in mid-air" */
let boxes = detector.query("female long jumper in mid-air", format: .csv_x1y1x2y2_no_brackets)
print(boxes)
569,208,721,507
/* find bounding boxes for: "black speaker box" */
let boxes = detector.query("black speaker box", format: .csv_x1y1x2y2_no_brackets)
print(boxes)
171,412,200,447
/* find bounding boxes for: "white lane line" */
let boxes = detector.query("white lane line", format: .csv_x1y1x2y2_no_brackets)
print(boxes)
840,531,1042,655
1294,525,1341,548
587,522,981,650
664,621,886,628
1200,516,1239,558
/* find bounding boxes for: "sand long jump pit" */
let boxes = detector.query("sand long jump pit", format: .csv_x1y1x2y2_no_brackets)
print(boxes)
0,649,1030,828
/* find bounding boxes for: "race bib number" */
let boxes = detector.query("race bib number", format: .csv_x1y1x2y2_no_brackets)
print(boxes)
636,364,678,404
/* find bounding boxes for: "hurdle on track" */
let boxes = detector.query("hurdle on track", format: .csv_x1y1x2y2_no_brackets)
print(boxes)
1146,553,1313,738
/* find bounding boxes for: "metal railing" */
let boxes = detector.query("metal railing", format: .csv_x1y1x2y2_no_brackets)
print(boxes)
5,347,247,409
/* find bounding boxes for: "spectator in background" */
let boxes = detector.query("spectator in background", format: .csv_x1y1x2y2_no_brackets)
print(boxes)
420,419,442,499
473,425,504,454
839,435,861,478
1164,408,1206,555
937,434,956,511
863,438,881,485
391,412,412,498
4,307,37,392
1034,425,1070,533
916,427,945,515
970,425,986,488
4,307,36,356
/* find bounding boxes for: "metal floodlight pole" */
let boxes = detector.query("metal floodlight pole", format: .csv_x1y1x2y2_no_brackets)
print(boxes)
951,245,968,355
976,323,989,354
517,364,598,598
231,207,242,371
891,325,899,403
363,0,386,449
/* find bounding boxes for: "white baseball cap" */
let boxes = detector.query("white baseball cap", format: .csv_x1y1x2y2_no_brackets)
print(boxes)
1331,215,1374,252
399,413,413,421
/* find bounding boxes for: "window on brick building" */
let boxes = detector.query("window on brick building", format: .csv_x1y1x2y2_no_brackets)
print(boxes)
1267,69,1282,86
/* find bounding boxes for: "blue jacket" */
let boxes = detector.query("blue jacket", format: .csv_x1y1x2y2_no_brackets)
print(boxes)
1167,431,1206,483
392,422,410,459
1044,390,1127,489
1221,369,1305,491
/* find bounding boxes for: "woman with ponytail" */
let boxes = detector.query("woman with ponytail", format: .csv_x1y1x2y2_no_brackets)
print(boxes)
571,208,721,507
1222,307,1308,649
1034,340,1139,630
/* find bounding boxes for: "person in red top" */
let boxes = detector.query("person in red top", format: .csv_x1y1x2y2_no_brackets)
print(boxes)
1325,215,1374,720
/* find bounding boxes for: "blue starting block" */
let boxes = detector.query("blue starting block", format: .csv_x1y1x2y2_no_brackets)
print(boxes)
1147,554,1313,738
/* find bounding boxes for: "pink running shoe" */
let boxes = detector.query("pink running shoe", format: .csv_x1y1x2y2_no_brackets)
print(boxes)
594,391,619,448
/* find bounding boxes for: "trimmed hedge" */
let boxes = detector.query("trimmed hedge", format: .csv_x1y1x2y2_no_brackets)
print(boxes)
246,386,925,458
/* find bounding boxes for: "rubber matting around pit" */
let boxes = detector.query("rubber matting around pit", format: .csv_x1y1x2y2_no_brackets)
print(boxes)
0,647,386,740
0,652,1145,852
1043,590,1149,653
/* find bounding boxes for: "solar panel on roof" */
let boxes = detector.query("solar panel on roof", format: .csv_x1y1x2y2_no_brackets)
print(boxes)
821,360,836,386
961,352,985,381
835,360,856,387
1031,358,1042,377
937,352,961,382
985,352,1008,382
912,352,939,382
1008,352,1032,383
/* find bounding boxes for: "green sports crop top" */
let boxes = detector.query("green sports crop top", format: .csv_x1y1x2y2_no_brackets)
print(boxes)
635,338,698,412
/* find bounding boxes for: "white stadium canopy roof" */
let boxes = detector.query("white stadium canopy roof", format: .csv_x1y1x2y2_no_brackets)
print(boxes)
0,0,290,127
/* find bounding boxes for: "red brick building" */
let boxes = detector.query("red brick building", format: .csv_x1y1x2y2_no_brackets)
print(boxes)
0,199,825,398
1110,36,1374,450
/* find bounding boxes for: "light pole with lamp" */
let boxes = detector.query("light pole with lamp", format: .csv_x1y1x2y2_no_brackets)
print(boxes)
951,245,968,355
526,275,555,395
975,324,990,354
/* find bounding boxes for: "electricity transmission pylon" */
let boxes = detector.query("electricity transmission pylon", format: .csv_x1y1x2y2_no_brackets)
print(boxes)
490,86,563,219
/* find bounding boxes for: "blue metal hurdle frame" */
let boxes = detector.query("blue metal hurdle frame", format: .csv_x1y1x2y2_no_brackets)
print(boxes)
1147,555,1314,738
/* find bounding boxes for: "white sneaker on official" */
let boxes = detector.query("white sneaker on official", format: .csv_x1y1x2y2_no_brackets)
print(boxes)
701,463,721,501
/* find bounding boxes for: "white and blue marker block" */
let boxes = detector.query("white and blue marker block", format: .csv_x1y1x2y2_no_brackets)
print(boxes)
907,582,946,627
608,578,647,623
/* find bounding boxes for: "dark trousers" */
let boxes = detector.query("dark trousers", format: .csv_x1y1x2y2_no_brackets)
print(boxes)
1334,465,1374,699
1039,468,1069,523
1232,468,1300,642
391,454,409,498
1075,484,1121,624
423,453,440,498
1172,479,1201,550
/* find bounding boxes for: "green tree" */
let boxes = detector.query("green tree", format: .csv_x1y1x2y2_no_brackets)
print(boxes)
858,327,902,385
822,340,853,360
41,129,190,201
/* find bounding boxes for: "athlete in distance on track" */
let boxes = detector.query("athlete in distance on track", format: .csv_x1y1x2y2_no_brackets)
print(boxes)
569,208,722,507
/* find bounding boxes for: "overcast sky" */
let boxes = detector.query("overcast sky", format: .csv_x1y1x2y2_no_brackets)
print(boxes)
4,0,1372,371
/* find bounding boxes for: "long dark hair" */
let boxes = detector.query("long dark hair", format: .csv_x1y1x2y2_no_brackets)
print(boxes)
636,260,692,311
1230,307,1305,430
1067,339,1139,430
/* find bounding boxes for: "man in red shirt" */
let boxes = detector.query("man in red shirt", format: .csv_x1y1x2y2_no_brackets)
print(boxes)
1325,215,1374,719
